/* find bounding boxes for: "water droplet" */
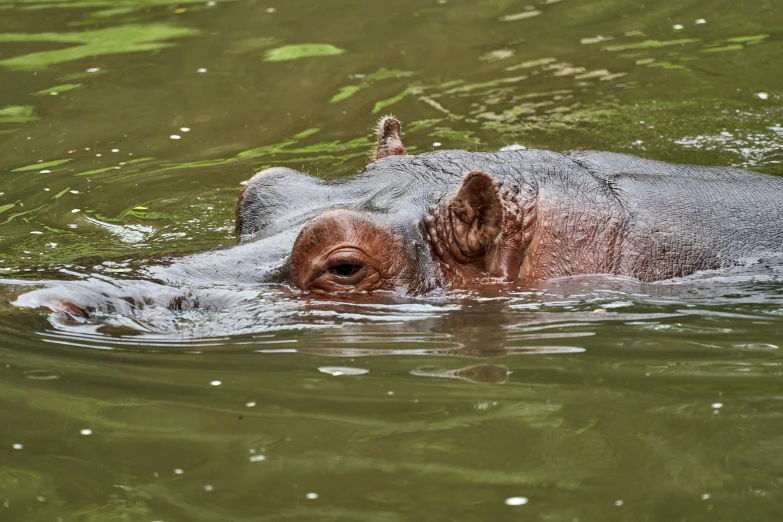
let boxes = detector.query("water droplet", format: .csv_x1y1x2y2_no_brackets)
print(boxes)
505,497,528,506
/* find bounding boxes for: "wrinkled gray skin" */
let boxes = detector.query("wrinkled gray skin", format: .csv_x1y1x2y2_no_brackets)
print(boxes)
153,148,783,293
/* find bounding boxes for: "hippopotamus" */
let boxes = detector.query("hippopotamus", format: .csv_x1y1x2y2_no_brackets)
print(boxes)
222,116,783,295
9,116,783,323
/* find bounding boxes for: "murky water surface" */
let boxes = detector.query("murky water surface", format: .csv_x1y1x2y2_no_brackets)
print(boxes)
2,0,783,520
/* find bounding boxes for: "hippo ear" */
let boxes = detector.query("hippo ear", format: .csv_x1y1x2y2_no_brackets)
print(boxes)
373,115,407,160
448,171,503,258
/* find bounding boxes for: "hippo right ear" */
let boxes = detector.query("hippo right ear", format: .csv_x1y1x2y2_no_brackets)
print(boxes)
373,115,407,160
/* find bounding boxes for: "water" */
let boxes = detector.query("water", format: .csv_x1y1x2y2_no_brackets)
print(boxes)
2,0,783,520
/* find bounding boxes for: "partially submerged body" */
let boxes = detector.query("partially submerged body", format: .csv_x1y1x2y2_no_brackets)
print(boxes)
7,116,783,323
231,117,783,294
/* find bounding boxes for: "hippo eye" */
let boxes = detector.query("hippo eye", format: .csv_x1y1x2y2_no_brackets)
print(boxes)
328,264,363,277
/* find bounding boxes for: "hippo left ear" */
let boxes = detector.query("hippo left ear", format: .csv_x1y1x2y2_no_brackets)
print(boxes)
449,171,503,257
373,115,407,160
430,171,528,282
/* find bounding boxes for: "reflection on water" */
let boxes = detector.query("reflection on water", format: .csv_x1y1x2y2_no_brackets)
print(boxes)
2,0,783,520
3,268,783,520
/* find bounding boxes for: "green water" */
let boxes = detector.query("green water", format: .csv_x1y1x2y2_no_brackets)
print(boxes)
2,0,783,520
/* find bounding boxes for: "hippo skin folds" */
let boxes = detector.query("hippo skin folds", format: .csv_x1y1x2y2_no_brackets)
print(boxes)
226,117,783,295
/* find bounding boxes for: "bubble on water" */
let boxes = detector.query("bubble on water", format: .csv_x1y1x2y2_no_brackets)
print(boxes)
206,0,217,5
71,209,80,213
80,429,92,435
170,135,182,140
318,366,369,376
12,444,22,450
266,7,276,13
500,143,526,151
249,455,266,462
757,92,769,100
702,493,711,500
111,148,119,152
204,485,213,492
306,492,318,499
40,169,51,174
695,19,707,24
505,497,528,506
432,142,442,147
24,370,59,380
87,68,100,73
673,24,684,30
210,380,222,386
174,469,184,474
246,401,256,407
30,231,43,235
197,68,208,73
180,127,191,132
712,402,723,409
615,500,624,506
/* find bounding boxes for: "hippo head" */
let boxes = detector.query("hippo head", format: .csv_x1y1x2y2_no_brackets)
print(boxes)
235,117,536,295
